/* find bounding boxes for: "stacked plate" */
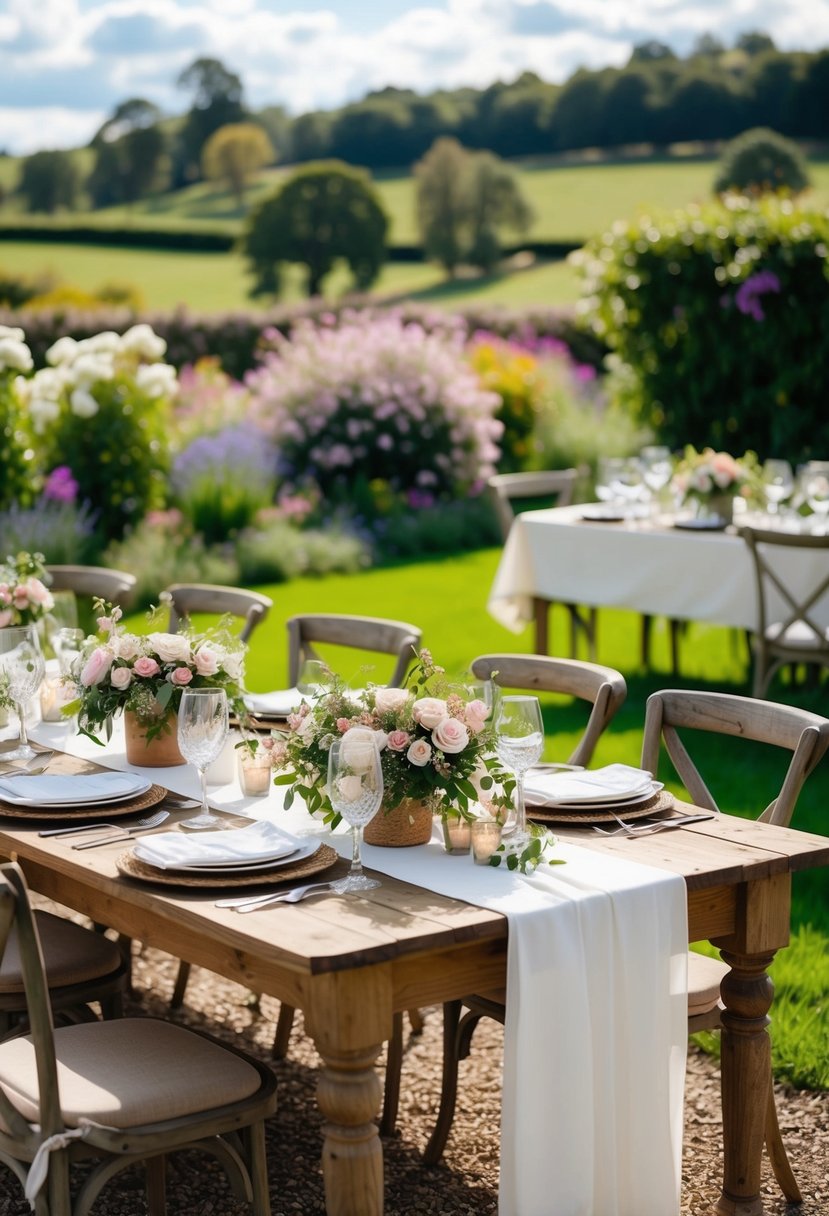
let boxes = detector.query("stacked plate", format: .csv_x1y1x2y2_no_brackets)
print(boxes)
133,820,318,876
242,689,301,720
0,771,154,812
523,763,670,825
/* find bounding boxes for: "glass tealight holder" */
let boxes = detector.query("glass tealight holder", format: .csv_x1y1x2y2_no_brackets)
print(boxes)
237,747,272,797
470,819,503,865
442,813,473,854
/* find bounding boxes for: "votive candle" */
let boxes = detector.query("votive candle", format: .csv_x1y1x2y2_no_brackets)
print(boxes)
470,820,502,865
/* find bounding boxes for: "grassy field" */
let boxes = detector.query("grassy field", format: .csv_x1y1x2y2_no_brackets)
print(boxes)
124,547,829,1088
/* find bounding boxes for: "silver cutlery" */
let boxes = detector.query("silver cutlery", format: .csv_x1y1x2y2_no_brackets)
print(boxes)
0,750,55,777
70,810,171,849
40,808,179,838
215,881,339,911
592,812,717,838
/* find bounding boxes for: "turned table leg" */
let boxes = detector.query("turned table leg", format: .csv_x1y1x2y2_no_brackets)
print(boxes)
715,947,777,1216
532,597,550,655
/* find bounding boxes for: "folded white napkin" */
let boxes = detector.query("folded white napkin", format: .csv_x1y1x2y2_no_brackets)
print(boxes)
523,762,655,807
0,772,151,806
134,820,302,869
243,689,301,716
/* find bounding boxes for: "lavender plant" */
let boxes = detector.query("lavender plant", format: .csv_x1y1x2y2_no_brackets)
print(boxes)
171,424,277,543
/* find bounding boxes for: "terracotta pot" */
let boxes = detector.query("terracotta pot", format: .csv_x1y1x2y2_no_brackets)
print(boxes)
124,709,185,767
363,797,433,847
696,493,734,524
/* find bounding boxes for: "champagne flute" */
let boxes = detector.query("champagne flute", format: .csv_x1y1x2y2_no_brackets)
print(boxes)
328,729,383,894
177,688,229,830
0,626,46,761
495,695,544,846
762,459,794,517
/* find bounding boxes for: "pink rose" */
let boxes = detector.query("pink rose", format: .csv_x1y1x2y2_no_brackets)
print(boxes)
133,656,160,678
80,646,113,687
407,738,432,766
412,696,448,729
0,610,12,628
12,584,28,607
374,687,410,714
387,729,411,751
97,615,115,634
432,717,470,754
25,577,53,608
110,665,132,690
171,666,193,685
336,717,352,733
194,645,219,676
465,699,490,734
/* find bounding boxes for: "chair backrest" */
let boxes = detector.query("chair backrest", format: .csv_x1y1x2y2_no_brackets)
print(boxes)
46,565,136,609
0,863,63,1146
487,470,579,543
470,653,627,767
287,614,422,687
641,689,829,825
740,526,829,650
165,584,273,644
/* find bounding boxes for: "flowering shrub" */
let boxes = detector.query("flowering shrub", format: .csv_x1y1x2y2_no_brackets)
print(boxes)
466,333,544,472
172,357,251,444
171,424,277,543
0,325,34,512
0,499,97,565
672,446,760,507
274,650,512,827
246,312,504,504
0,552,54,628
18,324,177,542
574,196,829,461
67,601,247,743
102,513,238,612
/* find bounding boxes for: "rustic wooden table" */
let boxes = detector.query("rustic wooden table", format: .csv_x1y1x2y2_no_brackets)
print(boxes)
1,801,827,1216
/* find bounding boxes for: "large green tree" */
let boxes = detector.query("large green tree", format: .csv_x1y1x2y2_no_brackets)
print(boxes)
88,99,168,207
175,57,246,184
17,150,78,213
201,122,274,207
242,161,388,297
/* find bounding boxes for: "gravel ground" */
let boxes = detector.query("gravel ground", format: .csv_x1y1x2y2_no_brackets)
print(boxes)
1,933,827,1216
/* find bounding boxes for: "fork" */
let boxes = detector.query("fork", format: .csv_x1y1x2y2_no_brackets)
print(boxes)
215,881,339,911
70,810,171,848
0,750,55,777
592,811,717,837
40,809,173,839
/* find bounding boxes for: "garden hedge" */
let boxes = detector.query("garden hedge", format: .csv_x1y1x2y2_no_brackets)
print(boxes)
575,196,829,462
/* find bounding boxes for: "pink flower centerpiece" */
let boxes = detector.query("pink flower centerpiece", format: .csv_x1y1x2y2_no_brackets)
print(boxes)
0,552,54,630
672,446,760,518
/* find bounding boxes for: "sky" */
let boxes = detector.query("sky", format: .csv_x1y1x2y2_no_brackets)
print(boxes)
1,0,828,155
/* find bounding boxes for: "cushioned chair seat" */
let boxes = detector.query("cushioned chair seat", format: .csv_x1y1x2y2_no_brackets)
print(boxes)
0,913,123,994
0,1018,264,1128
687,952,727,1016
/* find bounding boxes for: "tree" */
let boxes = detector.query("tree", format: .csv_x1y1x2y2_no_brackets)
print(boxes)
714,127,811,196
629,40,676,64
17,150,78,213
242,161,388,298
88,98,168,207
175,57,246,184
414,137,533,276
201,123,274,206
736,31,777,56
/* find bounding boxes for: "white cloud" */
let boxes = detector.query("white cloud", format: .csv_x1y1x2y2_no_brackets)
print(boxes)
0,106,105,155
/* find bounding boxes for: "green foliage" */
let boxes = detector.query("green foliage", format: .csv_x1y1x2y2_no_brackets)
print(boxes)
17,150,79,214
88,99,169,208
103,515,238,612
242,161,389,297
235,518,369,584
575,196,829,462
714,127,811,196
201,123,274,207
175,57,247,186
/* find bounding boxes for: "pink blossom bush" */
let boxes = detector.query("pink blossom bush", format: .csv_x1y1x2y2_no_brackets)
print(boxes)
246,312,504,502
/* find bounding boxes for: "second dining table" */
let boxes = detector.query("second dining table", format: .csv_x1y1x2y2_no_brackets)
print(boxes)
1,717,828,1216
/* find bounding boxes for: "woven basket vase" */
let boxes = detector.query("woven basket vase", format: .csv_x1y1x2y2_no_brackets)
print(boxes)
363,797,433,847
124,710,185,767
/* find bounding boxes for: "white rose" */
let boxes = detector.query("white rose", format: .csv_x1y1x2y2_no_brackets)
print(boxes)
0,326,25,341
412,696,448,730
340,727,381,771
120,323,167,362
110,666,132,690
72,353,114,384
147,632,192,664
222,650,244,682
407,738,433,767
69,387,99,418
114,635,141,661
335,773,364,803
76,331,120,356
374,686,410,714
136,361,178,399
0,338,33,373
46,336,79,365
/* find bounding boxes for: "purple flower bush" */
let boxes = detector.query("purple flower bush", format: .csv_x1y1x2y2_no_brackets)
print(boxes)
171,424,278,543
246,312,504,503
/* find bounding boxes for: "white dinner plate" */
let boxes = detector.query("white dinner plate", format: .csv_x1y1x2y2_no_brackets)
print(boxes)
171,839,320,875
529,784,663,812
243,689,300,717
0,772,153,808
134,820,308,871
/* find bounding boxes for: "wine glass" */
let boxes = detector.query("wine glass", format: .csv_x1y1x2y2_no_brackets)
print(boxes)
801,461,829,533
297,659,332,701
610,457,646,518
595,456,624,509
0,626,46,761
494,695,544,846
328,729,383,893
762,459,794,517
640,445,673,515
177,688,229,830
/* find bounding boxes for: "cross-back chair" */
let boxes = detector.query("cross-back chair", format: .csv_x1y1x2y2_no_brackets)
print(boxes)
165,583,273,644
640,688,829,1202
286,613,421,688
0,861,277,1216
740,526,829,698
45,566,137,615
417,654,628,1163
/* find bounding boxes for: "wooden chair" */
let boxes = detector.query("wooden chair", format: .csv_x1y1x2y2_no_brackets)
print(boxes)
740,526,829,698
417,654,628,1162
45,565,136,610
640,688,829,1202
0,861,276,1216
165,583,273,644
286,613,421,688
488,470,598,660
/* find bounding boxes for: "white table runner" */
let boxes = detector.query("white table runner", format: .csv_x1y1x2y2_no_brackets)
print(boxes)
27,718,688,1216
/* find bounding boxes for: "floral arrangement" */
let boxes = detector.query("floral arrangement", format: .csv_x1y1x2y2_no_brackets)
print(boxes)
246,312,504,505
66,600,247,744
672,446,760,505
0,325,34,513
274,650,513,826
0,551,54,628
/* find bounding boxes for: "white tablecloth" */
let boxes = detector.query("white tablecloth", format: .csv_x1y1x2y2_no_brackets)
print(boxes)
488,504,829,634
28,717,688,1216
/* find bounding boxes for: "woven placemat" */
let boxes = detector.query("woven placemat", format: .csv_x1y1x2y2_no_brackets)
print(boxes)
0,783,168,822
116,841,339,889
528,788,674,825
